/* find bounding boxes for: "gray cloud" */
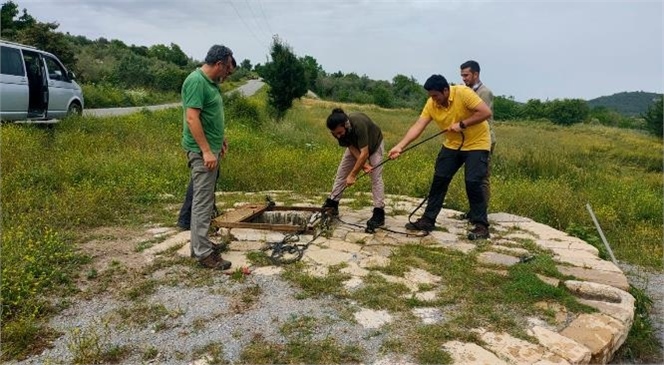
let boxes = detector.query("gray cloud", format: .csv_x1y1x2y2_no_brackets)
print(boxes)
21,0,663,101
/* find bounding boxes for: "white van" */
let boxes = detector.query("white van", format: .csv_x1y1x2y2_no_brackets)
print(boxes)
0,40,84,121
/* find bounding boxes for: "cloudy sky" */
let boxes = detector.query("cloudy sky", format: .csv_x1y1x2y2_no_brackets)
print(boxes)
19,0,663,101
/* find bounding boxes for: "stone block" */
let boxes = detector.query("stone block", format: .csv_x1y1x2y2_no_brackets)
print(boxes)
529,326,591,364
560,313,626,364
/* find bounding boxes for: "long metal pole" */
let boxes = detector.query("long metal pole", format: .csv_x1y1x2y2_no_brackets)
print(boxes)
586,203,618,266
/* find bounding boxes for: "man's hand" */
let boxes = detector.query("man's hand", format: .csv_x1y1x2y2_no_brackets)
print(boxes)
362,163,373,173
345,174,357,187
202,151,218,171
388,146,403,160
450,121,464,133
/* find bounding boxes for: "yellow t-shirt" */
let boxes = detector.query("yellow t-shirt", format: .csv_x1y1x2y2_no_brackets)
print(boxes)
420,85,491,151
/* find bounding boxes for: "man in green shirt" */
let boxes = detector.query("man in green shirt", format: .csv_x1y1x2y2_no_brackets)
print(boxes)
322,108,386,230
182,45,236,270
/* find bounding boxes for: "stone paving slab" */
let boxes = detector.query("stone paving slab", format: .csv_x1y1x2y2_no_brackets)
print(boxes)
149,192,636,365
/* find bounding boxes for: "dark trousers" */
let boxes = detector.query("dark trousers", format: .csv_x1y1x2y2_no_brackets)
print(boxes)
177,164,220,229
423,147,490,227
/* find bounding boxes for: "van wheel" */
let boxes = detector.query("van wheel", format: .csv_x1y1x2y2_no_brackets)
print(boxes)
67,102,82,116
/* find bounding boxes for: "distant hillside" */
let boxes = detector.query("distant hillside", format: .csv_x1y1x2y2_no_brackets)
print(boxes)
587,91,662,116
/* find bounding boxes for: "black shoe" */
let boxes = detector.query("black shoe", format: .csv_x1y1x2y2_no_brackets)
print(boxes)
468,224,490,240
460,212,470,220
405,217,435,232
322,198,339,217
199,252,232,270
366,207,385,229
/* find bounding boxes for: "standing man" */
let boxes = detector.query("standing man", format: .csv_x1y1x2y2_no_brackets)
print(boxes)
181,44,236,270
388,75,492,240
460,60,495,216
322,108,386,230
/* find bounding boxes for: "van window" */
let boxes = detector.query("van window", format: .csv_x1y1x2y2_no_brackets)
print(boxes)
44,56,67,81
0,46,25,76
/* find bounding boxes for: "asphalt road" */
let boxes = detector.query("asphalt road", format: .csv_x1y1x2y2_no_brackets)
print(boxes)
83,79,265,118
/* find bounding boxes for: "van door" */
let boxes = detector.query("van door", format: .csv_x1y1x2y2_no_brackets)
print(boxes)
44,55,75,119
0,45,29,121
22,50,48,119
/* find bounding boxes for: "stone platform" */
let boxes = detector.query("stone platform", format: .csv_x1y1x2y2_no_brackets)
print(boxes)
144,192,634,365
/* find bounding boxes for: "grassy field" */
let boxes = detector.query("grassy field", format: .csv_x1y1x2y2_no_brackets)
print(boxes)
1,91,662,360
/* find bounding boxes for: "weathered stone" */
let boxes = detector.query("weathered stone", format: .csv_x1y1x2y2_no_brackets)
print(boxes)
529,326,591,364
360,244,394,257
372,354,417,365
479,330,568,365
144,231,190,258
358,255,390,268
563,280,635,326
412,307,444,324
378,272,418,292
343,277,363,290
228,240,266,252
323,238,363,253
556,266,629,291
354,308,392,329
340,262,370,277
439,242,477,254
537,274,561,288
403,290,438,302
404,268,441,286
488,212,534,223
442,341,510,365
422,230,459,244
491,245,532,256
536,239,599,256
147,227,176,236
304,265,329,278
560,313,626,364
553,254,622,274
303,248,355,266
345,231,373,244
251,266,283,276
478,251,521,267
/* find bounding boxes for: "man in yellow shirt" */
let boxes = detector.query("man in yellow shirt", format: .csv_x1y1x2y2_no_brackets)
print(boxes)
388,74,493,240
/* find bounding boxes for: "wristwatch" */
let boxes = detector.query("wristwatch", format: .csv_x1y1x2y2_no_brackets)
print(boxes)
459,121,467,129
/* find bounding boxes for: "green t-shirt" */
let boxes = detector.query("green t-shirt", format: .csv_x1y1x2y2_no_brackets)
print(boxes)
338,112,383,154
181,68,225,154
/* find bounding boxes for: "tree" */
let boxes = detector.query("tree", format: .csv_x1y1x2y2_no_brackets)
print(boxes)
261,36,307,120
493,96,522,120
642,96,663,138
299,55,323,93
240,59,252,70
521,99,547,120
546,99,589,126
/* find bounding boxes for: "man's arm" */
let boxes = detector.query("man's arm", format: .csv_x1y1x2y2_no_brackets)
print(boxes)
345,145,370,186
186,107,218,170
388,116,431,159
449,101,492,133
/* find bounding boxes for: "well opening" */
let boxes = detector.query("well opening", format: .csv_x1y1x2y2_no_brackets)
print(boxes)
212,203,322,234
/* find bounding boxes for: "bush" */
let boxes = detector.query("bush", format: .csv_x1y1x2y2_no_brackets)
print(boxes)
225,92,263,129
546,98,589,125
642,96,663,138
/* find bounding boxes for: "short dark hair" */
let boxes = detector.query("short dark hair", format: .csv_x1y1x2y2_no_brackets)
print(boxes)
326,108,347,130
460,60,481,73
204,45,234,65
423,75,449,92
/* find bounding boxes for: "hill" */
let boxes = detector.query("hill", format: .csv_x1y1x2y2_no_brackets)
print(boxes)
587,91,662,116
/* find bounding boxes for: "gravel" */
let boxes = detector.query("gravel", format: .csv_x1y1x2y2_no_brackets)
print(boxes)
13,274,390,365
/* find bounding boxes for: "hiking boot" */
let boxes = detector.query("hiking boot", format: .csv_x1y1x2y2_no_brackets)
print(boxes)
467,224,490,240
199,252,232,270
211,241,228,253
322,198,339,217
366,207,385,230
405,216,435,232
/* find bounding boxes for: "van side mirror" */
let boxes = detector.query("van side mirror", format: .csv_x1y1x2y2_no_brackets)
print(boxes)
67,71,76,80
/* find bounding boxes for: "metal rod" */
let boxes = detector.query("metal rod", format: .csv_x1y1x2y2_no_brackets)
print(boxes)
332,129,447,200
586,203,618,266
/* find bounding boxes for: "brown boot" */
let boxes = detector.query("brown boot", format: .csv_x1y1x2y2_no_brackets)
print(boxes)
199,252,232,270
467,224,490,240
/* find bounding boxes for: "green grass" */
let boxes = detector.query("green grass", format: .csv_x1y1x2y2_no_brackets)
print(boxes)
1,90,661,361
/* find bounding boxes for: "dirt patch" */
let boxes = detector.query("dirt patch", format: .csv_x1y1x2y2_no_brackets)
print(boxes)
78,226,153,272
